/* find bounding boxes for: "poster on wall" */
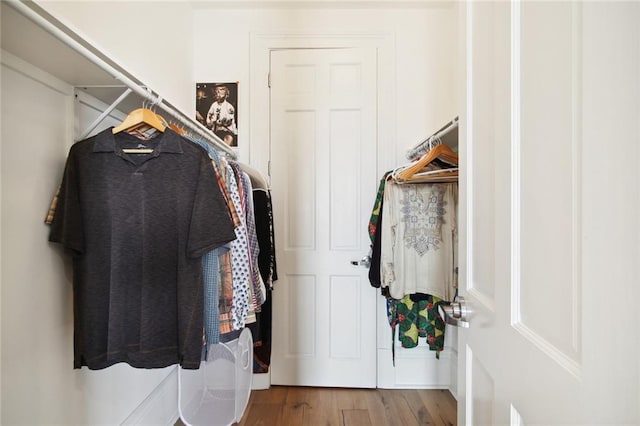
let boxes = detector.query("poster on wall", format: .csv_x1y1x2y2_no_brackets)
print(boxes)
196,82,238,147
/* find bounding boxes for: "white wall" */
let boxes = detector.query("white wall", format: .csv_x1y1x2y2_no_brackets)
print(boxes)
1,52,177,425
33,1,196,117
191,2,460,388
1,7,460,426
192,2,458,163
31,0,459,163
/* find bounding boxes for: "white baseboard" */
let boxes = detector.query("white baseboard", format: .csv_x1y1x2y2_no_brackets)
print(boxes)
252,371,271,390
120,368,179,426
377,348,452,389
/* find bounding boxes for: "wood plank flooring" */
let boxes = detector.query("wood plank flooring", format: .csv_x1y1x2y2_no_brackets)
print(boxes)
235,386,457,426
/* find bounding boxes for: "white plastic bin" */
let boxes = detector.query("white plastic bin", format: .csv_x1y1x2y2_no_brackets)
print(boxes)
178,328,253,426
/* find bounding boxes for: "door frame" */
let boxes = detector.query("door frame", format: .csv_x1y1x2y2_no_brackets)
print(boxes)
249,32,397,389
249,32,397,183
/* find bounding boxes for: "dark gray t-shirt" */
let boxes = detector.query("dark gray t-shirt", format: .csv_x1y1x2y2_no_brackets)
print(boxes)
49,128,236,369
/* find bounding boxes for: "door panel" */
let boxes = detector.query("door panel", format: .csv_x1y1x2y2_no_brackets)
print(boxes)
460,1,640,425
270,48,378,388
519,1,580,364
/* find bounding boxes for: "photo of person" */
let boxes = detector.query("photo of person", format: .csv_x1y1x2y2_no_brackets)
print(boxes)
195,82,238,147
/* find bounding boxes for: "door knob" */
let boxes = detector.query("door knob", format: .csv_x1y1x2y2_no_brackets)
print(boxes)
350,254,371,268
438,296,470,328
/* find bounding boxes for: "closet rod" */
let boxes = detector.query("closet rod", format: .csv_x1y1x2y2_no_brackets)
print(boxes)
406,116,459,161
6,0,236,159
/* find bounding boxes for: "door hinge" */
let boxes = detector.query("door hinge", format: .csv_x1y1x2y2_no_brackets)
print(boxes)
268,72,271,88
268,160,271,177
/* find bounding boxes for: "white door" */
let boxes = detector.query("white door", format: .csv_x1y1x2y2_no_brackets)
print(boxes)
459,2,640,425
269,48,379,387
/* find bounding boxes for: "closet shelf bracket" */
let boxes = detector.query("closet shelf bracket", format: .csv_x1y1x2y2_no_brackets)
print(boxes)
77,87,133,141
6,0,236,159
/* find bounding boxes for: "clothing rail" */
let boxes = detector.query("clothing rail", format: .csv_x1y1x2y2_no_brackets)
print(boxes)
405,116,458,161
6,0,236,159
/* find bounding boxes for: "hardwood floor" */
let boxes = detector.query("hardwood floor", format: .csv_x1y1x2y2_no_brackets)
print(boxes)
235,386,457,426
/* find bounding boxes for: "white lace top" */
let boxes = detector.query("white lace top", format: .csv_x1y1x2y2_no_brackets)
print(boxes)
380,181,458,301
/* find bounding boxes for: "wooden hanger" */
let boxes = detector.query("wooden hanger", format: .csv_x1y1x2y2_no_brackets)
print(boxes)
401,168,458,183
113,108,166,153
395,144,459,182
156,114,186,135
112,108,166,135
168,123,186,135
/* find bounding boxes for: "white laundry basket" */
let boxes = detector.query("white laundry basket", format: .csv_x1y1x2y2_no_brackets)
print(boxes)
178,328,253,426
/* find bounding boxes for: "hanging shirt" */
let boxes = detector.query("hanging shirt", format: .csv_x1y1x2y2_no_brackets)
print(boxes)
368,172,393,289
224,161,252,330
395,294,446,351
49,128,236,370
215,158,238,335
250,189,278,373
186,136,241,228
386,294,446,364
184,135,240,347
380,181,458,301
368,171,392,243
218,250,235,334
253,190,278,289
236,166,267,307
230,163,259,326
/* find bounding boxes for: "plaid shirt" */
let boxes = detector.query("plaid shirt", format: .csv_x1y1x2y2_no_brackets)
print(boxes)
45,185,60,225
180,137,243,346
213,159,242,229
217,251,235,334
